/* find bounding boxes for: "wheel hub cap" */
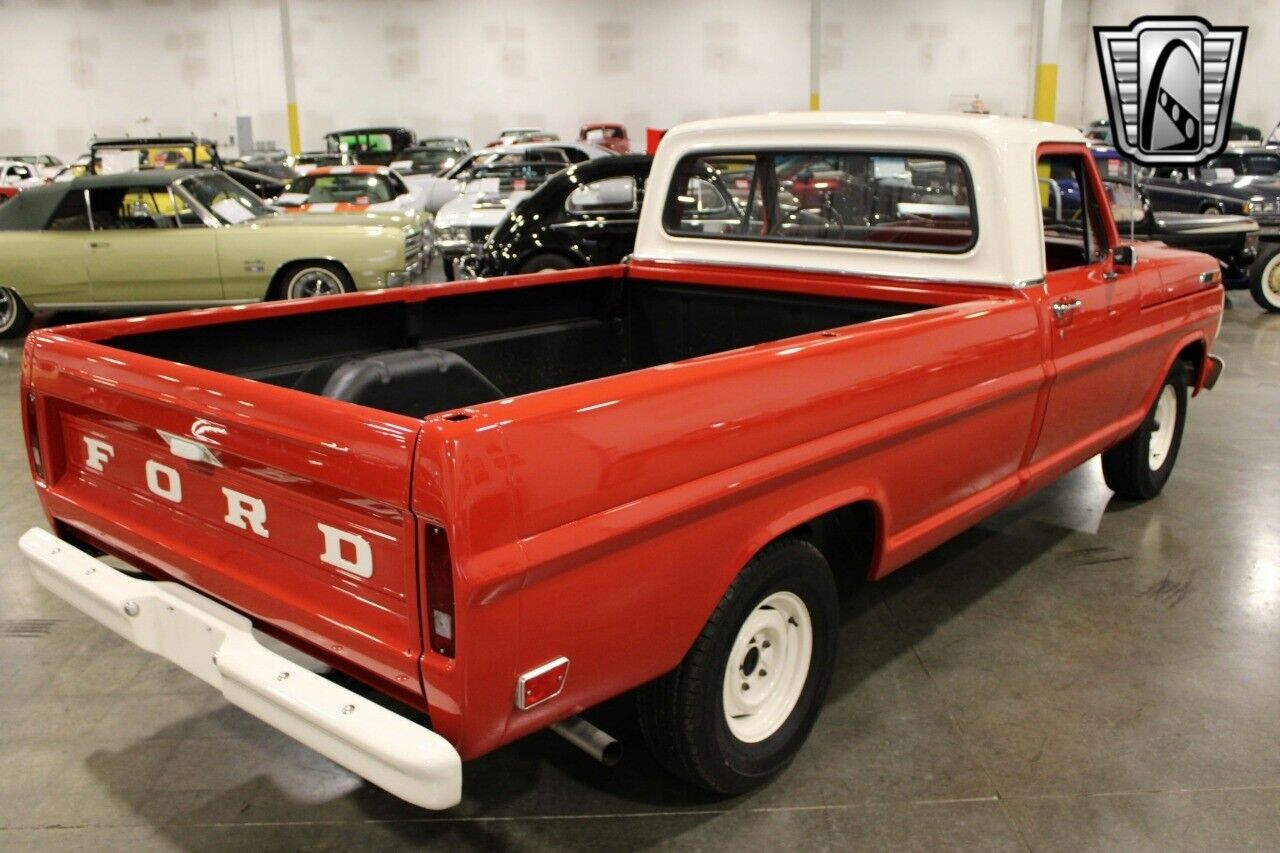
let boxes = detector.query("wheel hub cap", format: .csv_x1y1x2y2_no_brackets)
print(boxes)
722,591,813,743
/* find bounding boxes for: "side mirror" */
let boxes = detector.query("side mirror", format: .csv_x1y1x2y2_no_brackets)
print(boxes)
1112,244,1136,272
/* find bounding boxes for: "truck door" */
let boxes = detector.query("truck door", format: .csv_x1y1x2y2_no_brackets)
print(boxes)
1031,146,1143,474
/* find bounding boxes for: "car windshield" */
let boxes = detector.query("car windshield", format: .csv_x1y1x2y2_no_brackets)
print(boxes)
284,173,397,204
176,172,275,224
6,156,38,165
408,149,461,167
462,162,563,193
328,132,396,153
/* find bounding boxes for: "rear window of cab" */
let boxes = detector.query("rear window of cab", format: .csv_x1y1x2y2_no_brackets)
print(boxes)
663,150,977,253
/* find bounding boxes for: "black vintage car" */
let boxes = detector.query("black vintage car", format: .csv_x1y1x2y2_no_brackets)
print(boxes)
1141,150,1280,228
467,154,651,276
324,127,417,168
390,138,471,176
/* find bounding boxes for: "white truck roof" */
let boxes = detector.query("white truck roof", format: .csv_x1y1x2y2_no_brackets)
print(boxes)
634,111,1088,286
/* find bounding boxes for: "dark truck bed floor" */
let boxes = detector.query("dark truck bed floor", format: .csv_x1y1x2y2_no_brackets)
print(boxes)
106,276,934,418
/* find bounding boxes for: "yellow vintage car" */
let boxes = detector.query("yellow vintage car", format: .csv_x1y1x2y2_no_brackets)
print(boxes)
0,169,431,337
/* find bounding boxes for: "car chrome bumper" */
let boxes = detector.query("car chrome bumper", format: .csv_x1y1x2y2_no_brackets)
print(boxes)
19,527,462,810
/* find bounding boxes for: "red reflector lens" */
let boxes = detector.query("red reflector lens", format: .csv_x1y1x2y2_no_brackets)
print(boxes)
516,657,570,710
424,524,455,657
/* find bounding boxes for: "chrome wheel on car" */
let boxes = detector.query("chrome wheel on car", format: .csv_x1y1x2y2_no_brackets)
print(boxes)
285,267,346,299
722,591,813,744
0,286,33,339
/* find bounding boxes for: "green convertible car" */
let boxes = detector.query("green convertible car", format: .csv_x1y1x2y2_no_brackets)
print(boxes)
0,169,432,337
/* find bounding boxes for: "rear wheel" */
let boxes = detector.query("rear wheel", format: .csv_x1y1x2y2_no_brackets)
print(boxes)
637,538,838,795
1101,363,1189,500
0,286,33,339
281,262,353,300
518,253,576,274
1200,204,1222,215
1248,245,1280,313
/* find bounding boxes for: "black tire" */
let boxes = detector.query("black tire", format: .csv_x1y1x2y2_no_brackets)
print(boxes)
1101,363,1189,500
1248,245,1280,313
0,286,33,339
279,262,353,300
518,253,576,274
637,538,838,795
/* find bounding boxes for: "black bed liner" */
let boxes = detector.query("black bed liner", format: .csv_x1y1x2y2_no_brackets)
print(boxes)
107,277,933,417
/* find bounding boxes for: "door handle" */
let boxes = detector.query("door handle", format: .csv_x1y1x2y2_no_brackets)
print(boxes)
1051,299,1083,318
89,241,110,248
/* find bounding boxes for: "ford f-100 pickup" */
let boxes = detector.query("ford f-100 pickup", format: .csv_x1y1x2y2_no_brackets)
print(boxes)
19,112,1225,809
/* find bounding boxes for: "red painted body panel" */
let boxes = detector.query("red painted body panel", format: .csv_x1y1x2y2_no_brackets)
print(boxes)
21,144,1224,764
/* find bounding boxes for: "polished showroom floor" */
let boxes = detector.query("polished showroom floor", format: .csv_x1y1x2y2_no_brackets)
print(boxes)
1,285,1277,852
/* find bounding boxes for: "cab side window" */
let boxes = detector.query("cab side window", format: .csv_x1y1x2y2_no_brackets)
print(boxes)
1038,153,1107,272
47,190,92,231
565,176,639,216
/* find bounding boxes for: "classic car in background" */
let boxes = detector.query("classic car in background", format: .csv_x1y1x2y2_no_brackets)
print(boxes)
87,135,222,172
485,127,559,147
464,154,651,277
226,156,298,181
0,169,429,337
417,141,614,214
390,138,471,176
578,123,630,153
2,154,64,180
275,165,429,216
435,160,568,278
286,150,355,173
0,160,45,192
324,126,417,167
226,167,287,201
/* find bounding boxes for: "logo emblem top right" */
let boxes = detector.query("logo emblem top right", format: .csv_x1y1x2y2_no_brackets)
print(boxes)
1095,16,1247,166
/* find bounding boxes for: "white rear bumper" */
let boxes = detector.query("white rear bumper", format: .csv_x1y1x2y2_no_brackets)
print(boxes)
20,527,462,810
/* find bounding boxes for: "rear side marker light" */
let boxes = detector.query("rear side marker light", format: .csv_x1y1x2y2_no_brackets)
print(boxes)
25,392,43,481
516,657,570,710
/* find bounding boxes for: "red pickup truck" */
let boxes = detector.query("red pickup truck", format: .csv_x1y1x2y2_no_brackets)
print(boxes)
19,112,1225,809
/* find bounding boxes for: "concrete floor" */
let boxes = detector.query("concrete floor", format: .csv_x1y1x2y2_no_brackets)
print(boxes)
0,293,1277,852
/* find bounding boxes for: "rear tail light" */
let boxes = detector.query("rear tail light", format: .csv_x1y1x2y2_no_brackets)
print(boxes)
424,524,455,657
24,391,44,481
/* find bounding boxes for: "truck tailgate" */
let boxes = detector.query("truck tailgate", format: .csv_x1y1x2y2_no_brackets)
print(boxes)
24,334,427,703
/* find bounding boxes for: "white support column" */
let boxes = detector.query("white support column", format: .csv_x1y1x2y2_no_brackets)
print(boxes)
1032,0,1063,121
810,0,821,110
279,0,301,154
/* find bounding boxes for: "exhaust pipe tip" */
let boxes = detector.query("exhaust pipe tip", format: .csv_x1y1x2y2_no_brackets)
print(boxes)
551,716,622,767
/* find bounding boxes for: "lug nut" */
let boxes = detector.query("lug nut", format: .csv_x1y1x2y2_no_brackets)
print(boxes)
122,600,140,617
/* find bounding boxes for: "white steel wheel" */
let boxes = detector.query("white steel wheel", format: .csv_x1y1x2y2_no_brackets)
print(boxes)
0,286,33,339
721,591,813,743
1201,206,1221,215
1147,385,1178,471
285,266,347,299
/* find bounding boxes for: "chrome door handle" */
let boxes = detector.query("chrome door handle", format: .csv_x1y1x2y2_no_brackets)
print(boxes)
1051,299,1083,318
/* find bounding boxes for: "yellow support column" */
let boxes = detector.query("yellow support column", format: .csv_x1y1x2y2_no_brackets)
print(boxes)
287,102,302,156
280,0,302,155
1033,63,1059,122
810,0,820,110
1031,0,1062,123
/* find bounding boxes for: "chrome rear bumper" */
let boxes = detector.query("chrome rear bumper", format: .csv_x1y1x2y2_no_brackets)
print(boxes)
20,527,461,810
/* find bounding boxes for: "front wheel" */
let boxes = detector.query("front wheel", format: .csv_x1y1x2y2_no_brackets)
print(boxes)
1248,245,1280,313
0,286,33,339
1101,363,1189,500
518,253,577,274
637,538,838,795
282,263,353,300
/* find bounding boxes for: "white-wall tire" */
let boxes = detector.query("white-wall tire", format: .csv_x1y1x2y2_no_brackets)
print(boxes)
283,263,353,300
1249,246,1280,313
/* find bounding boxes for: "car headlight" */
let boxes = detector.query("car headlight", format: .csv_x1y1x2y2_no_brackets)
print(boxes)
437,225,469,243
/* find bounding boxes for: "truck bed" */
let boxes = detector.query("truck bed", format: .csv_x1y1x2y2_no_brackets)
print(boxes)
104,273,934,417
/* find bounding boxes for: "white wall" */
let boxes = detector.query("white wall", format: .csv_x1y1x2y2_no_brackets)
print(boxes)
0,0,1273,161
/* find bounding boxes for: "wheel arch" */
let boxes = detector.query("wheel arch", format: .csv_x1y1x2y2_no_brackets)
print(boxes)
725,487,889,598
264,257,353,300
515,245,588,273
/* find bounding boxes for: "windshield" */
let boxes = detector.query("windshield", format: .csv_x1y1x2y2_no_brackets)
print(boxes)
327,132,397,154
282,173,398,204
176,172,274,223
